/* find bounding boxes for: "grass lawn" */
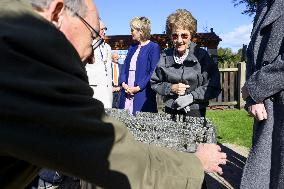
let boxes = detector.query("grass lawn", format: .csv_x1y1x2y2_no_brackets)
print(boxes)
206,109,254,148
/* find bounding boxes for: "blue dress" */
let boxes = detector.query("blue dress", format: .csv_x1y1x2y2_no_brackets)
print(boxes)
119,41,160,114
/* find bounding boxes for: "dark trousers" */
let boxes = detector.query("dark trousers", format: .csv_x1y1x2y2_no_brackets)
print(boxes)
112,91,121,109
164,107,206,117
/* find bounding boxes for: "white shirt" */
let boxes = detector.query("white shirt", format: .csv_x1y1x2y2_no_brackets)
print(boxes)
86,43,113,108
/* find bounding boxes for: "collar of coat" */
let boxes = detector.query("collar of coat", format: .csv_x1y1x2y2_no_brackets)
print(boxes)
164,42,199,67
260,0,284,31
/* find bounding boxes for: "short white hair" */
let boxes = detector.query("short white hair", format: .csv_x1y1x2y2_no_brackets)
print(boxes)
28,0,54,9
28,0,87,17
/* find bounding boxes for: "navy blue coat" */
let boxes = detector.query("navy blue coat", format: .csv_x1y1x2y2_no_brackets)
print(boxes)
119,41,160,114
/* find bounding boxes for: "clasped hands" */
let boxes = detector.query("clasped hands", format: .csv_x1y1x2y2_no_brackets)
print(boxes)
171,83,189,96
241,86,267,121
122,82,140,95
171,83,193,110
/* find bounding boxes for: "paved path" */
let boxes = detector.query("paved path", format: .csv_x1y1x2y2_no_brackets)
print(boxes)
206,143,249,189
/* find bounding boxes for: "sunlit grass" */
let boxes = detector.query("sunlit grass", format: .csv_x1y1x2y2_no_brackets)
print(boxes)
206,109,254,148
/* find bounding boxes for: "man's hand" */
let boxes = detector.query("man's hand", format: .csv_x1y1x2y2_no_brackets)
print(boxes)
171,83,190,96
173,94,194,110
194,144,227,175
112,86,121,93
248,103,268,121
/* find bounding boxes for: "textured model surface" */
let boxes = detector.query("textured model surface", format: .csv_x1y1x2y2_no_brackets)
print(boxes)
106,109,217,152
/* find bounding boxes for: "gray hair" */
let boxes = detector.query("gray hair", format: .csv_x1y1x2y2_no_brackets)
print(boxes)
28,0,54,9
65,0,87,17
166,9,197,37
28,0,87,17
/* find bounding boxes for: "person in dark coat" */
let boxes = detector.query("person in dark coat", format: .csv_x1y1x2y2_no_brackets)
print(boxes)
151,9,221,118
119,16,160,115
0,0,228,189
241,0,284,188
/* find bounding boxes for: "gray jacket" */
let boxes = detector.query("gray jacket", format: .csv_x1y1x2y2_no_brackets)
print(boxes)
151,42,221,111
241,0,284,188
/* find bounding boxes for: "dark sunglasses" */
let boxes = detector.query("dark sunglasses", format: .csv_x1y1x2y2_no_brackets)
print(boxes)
171,33,189,40
65,6,103,50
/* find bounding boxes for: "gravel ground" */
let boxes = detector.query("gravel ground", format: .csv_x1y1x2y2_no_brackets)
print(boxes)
206,143,250,189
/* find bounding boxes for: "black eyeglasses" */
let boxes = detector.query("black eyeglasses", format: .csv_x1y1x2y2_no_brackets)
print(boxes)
65,6,103,50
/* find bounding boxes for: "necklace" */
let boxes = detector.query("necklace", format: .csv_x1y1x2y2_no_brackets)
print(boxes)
98,44,109,77
173,49,189,64
99,44,109,65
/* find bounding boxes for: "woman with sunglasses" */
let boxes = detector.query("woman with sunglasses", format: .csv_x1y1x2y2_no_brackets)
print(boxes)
151,9,221,118
119,16,160,115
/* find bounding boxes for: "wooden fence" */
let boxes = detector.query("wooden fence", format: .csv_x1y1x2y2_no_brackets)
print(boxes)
209,61,246,109
157,62,246,109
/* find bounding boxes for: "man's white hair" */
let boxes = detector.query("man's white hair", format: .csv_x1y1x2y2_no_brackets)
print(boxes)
28,0,87,17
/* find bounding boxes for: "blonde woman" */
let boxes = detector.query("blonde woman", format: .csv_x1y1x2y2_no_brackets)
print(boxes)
151,9,221,118
119,16,160,115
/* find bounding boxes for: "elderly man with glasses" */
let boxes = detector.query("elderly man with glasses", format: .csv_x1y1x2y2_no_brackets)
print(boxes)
0,0,226,189
64,5,103,54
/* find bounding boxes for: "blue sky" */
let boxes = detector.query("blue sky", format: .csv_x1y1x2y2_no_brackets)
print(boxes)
95,0,254,52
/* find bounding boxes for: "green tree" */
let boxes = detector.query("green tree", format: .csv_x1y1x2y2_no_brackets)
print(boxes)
232,0,260,16
236,48,243,61
217,47,242,65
